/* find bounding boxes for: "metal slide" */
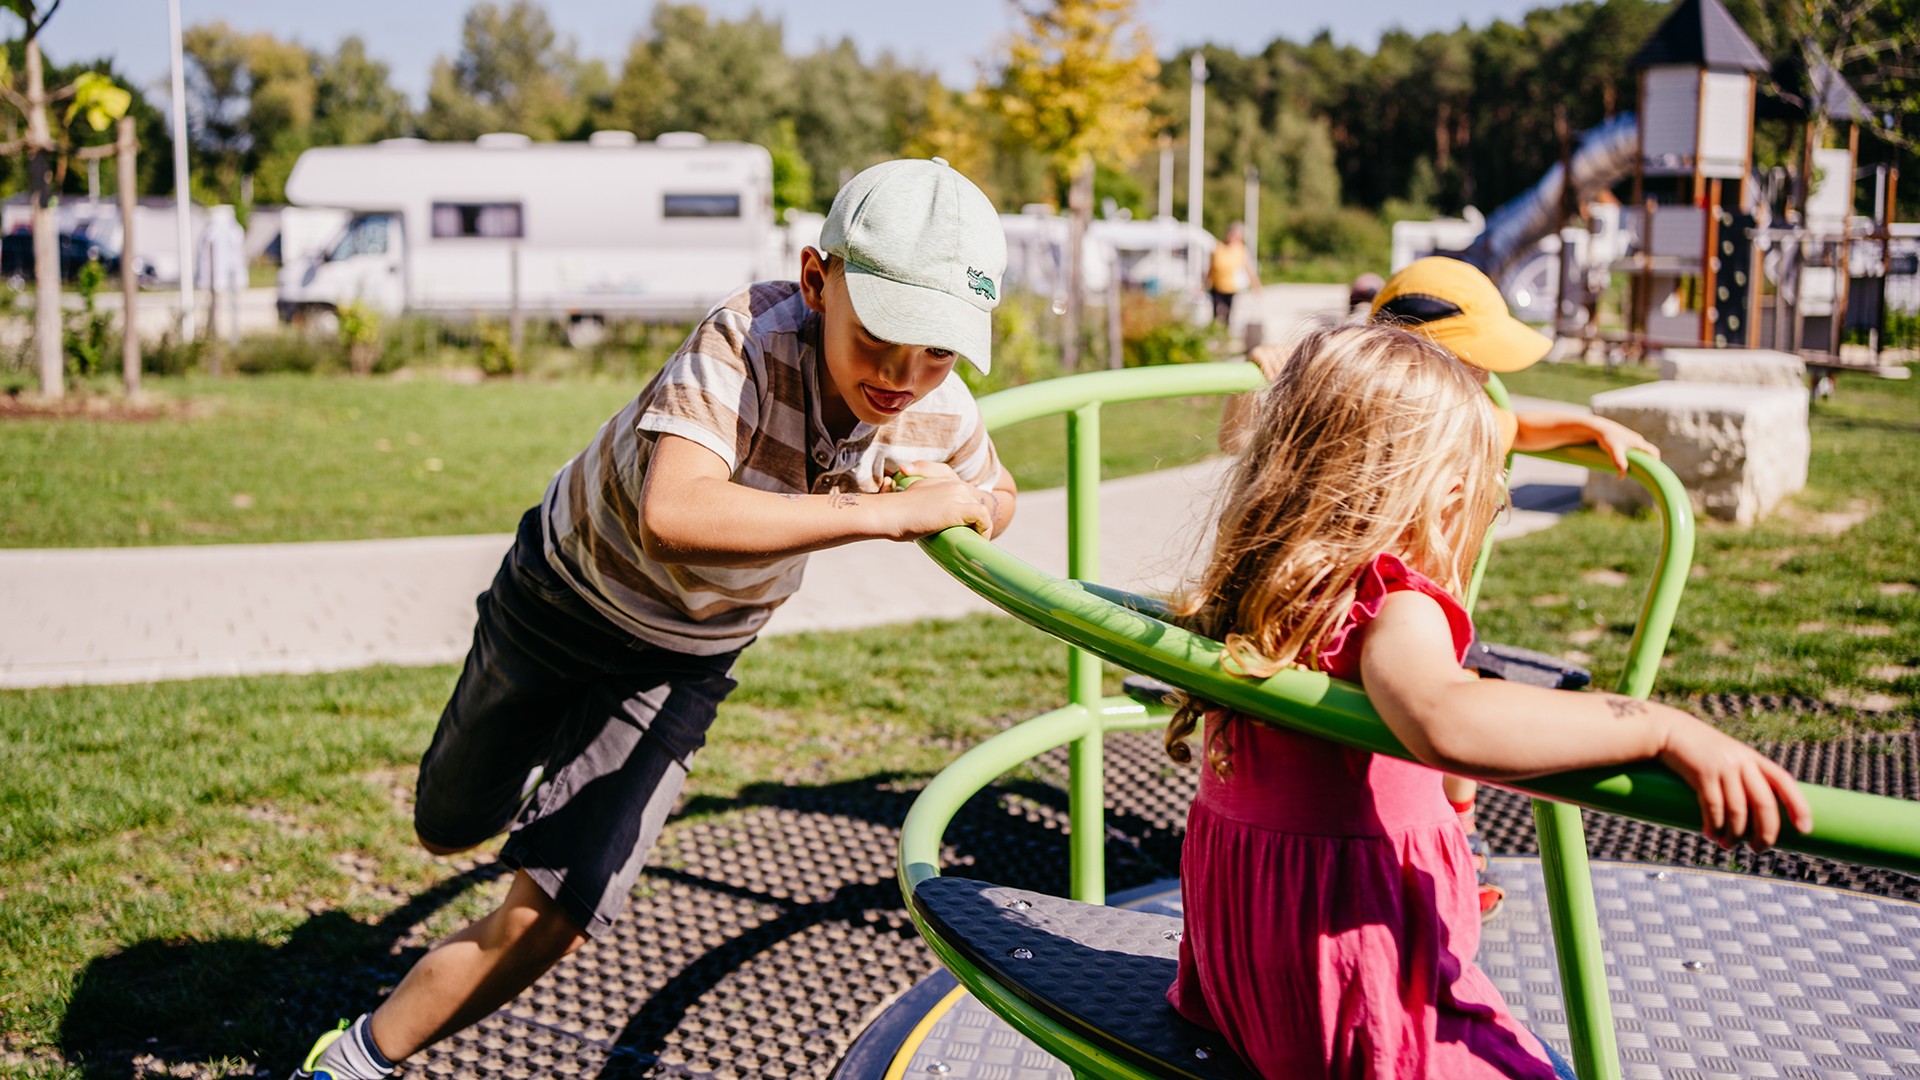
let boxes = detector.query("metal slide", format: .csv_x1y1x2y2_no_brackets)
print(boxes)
1462,113,1639,285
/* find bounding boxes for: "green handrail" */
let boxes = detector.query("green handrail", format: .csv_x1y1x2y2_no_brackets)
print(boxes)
897,362,1920,1080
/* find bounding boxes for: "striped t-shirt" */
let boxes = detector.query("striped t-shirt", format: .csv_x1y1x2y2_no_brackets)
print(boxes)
540,281,1003,655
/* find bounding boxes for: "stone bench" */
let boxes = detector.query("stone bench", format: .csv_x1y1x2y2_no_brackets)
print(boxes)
1585,382,1808,525
1658,347,1806,390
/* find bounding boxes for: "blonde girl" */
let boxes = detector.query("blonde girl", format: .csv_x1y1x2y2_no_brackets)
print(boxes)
1164,325,1809,1080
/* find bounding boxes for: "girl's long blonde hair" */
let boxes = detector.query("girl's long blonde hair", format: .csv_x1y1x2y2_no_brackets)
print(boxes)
1167,325,1504,774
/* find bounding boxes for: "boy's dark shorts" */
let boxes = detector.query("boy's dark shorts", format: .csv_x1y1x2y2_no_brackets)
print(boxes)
415,507,742,938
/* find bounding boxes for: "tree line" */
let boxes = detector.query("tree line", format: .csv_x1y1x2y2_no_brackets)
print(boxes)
7,0,1916,264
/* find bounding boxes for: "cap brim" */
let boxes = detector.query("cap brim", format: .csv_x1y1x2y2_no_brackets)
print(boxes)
1431,310,1552,374
842,265,993,374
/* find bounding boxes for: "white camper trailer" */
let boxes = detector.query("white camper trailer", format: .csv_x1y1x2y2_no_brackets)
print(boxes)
278,132,777,333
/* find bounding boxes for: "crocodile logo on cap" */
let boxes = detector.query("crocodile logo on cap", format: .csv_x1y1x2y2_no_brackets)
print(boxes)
967,267,996,301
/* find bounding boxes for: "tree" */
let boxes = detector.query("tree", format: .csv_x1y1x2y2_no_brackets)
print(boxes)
183,22,318,205
983,0,1160,202
418,1,598,140
0,0,130,399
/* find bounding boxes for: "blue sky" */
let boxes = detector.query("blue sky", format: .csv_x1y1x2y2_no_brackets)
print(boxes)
37,0,1547,104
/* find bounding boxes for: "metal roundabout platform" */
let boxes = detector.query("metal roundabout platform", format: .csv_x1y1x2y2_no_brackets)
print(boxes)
393,729,1919,1080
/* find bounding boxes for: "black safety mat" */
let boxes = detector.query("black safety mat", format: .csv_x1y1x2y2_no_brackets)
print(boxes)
84,725,1916,1078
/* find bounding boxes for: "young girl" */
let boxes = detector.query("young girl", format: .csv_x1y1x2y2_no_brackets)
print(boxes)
1164,325,1810,1080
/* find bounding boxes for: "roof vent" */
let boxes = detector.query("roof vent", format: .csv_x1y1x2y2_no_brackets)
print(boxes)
654,131,709,149
475,132,533,149
588,130,639,148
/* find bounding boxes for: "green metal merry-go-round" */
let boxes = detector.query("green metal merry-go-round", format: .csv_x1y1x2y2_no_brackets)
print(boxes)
216,364,1919,1080
834,363,1920,1080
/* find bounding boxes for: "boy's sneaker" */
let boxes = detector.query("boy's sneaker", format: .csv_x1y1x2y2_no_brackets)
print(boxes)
289,1020,348,1079
1466,829,1505,922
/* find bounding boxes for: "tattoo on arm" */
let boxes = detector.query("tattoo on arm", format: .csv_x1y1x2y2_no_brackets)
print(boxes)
779,493,805,502
1602,694,1650,719
828,492,861,509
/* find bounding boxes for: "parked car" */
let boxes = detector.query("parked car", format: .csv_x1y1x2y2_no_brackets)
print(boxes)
0,229,120,287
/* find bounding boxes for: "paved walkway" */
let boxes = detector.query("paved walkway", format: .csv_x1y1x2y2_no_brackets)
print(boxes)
0,417,1585,689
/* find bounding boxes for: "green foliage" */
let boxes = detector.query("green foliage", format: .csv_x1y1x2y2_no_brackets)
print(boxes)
765,117,813,216
984,0,1161,197
1120,293,1215,367
63,71,130,132
60,259,113,379
336,300,382,376
418,1,599,140
141,332,205,378
229,331,336,375
474,318,519,377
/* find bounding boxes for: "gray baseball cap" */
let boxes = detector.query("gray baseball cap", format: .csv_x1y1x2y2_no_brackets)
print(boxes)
820,157,1006,373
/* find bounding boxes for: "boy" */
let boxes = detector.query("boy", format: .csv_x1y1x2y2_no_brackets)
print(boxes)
1215,256,1658,921
292,158,1019,1079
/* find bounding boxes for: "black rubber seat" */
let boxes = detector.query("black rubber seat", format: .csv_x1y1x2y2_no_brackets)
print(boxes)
910,876,1259,1080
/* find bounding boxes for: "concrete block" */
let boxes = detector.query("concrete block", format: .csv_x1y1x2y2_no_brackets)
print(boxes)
1658,347,1807,390
1585,382,1808,525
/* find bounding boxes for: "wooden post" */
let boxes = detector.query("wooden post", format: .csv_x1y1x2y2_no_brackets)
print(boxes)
1106,268,1123,370
25,38,63,399
116,117,139,396
1064,155,1092,374
509,243,524,358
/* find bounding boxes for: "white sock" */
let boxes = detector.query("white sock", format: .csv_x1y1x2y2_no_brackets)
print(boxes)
312,1014,394,1079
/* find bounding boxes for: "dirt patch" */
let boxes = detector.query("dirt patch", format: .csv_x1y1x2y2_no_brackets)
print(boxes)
1868,664,1919,683
1879,582,1918,597
1781,497,1874,536
0,389,204,422
1567,628,1604,645
1823,688,1907,714
1752,581,1781,596
1530,594,1569,607
1581,569,1631,587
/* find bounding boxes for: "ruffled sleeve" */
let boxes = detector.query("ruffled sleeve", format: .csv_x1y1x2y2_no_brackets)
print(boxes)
1315,552,1475,682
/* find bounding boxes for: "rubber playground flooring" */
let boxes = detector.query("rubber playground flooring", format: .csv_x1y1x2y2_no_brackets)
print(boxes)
61,718,1920,1079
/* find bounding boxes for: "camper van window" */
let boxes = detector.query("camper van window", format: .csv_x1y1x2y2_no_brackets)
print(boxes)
329,215,392,260
431,202,525,239
663,194,742,218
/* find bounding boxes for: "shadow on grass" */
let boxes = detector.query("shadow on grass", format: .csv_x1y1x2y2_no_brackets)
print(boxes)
58,862,510,1078
55,760,1175,1079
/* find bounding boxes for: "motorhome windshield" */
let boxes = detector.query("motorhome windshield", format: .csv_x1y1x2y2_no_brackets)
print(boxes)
330,215,394,261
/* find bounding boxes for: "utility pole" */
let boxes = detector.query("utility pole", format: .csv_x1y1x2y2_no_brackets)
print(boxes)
1244,165,1260,266
1187,52,1207,298
167,0,195,340
116,117,140,395
1158,134,1173,220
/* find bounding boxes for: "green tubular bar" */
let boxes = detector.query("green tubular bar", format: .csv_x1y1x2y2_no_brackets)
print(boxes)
897,363,1920,1080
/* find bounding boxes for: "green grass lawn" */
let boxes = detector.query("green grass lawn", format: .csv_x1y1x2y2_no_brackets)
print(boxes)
0,374,1226,548
1488,360,1920,740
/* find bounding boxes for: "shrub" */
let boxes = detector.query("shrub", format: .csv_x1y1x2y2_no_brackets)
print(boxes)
230,331,338,375
1121,293,1216,368
336,300,382,376
63,259,115,379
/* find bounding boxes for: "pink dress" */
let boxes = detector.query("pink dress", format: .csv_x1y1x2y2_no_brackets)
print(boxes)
1167,553,1557,1079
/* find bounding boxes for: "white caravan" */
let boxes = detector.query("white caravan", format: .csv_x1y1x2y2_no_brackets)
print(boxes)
278,132,777,333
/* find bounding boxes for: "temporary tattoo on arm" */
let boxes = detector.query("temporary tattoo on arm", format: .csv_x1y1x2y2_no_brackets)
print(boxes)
829,492,861,509
1601,694,1650,719
779,493,805,502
